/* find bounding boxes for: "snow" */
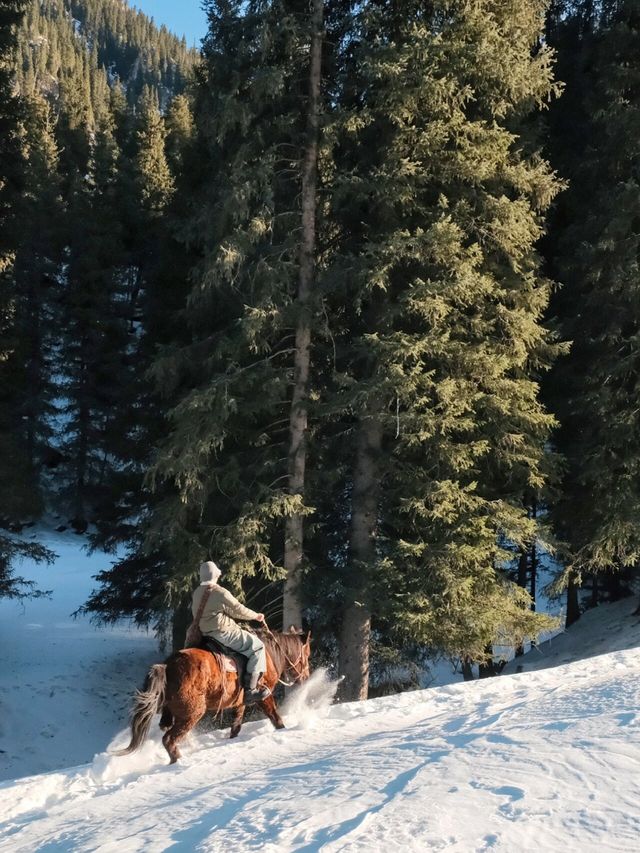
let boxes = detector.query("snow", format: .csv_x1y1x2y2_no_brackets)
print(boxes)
504,596,640,675
0,528,159,782
0,594,639,851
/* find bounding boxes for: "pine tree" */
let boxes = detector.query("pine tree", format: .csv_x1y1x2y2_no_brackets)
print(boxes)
0,0,54,596
58,103,130,522
117,0,564,675
87,83,184,548
81,69,197,633
282,0,325,629
549,1,640,601
9,91,63,477
322,0,562,698
165,93,194,175
0,0,31,529
5,0,196,532
69,40,197,642
135,86,174,211
0,0,26,278
143,0,318,620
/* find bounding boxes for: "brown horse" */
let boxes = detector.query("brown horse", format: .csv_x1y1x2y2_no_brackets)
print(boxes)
116,628,311,763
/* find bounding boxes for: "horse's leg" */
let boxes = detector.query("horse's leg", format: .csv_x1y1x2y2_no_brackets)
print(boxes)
162,702,206,764
259,694,285,731
159,707,173,732
229,704,245,739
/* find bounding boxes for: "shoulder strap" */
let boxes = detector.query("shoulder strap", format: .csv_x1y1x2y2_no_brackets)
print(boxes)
194,586,212,624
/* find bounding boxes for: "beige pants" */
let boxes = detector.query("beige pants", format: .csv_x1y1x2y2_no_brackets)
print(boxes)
207,627,266,674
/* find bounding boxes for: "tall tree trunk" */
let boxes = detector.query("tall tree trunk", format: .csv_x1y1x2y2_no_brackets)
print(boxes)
566,574,580,627
338,408,383,701
529,497,537,611
172,597,192,652
528,500,538,650
602,570,625,601
75,362,90,521
24,269,41,472
529,545,537,610
26,343,38,471
478,646,494,679
479,646,506,678
515,550,528,657
282,0,324,630
461,656,474,681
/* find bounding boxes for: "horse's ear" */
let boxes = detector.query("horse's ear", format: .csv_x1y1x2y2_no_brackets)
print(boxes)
304,630,311,647
288,624,299,634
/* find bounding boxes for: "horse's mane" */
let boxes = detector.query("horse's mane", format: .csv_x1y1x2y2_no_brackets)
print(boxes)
260,630,303,675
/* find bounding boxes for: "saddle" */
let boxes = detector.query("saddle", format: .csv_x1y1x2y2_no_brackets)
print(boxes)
198,635,248,680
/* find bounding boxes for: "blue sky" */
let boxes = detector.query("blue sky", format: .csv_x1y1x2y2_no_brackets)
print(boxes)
133,1,208,47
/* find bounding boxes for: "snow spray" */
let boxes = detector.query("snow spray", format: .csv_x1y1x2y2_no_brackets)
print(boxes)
280,668,342,730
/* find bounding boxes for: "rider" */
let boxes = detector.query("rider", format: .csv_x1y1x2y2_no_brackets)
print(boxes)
192,560,271,703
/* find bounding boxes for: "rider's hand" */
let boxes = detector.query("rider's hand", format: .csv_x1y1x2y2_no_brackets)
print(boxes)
255,613,265,623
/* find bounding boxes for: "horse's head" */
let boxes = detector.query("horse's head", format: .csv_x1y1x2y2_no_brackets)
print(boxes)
284,625,312,684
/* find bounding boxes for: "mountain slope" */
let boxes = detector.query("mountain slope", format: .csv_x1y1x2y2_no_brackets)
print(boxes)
16,0,197,108
1,599,639,852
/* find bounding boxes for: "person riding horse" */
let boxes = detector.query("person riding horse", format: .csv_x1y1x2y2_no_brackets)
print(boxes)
192,560,271,703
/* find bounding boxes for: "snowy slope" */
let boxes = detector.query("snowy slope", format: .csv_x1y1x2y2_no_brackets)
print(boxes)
0,528,159,781
0,527,475,784
1,599,639,853
504,596,640,674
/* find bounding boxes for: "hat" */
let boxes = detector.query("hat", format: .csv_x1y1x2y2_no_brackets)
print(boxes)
199,560,221,584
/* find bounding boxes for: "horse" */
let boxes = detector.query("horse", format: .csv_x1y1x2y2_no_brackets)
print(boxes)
115,627,311,763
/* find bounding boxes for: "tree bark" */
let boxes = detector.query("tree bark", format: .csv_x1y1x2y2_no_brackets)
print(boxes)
566,575,580,627
515,550,528,657
338,408,383,701
25,272,40,471
478,645,507,678
282,0,324,630
339,600,372,700
602,571,626,601
172,598,192,651
461,657,474,681
75,366,90,522
529,496,537,611
529,541,537,611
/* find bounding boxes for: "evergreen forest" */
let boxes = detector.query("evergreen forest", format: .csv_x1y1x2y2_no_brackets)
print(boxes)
2,0,640,698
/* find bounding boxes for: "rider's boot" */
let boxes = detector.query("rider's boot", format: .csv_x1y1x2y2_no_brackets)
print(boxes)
242,670,271,703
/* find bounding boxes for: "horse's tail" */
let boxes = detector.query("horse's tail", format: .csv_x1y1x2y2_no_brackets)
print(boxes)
113,663,166,756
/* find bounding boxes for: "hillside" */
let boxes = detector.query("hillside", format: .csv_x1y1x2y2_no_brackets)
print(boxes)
0,595,638,851
504,596,640,675
0,0,196,568
16,0,197,108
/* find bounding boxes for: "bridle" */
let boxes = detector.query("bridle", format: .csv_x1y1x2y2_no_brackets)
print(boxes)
262,623,308,687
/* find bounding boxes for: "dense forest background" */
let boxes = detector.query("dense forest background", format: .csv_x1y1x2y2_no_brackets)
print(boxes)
1,0,639,698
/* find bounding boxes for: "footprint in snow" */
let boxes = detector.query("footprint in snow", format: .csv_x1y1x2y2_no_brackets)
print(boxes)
469,781,526,820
